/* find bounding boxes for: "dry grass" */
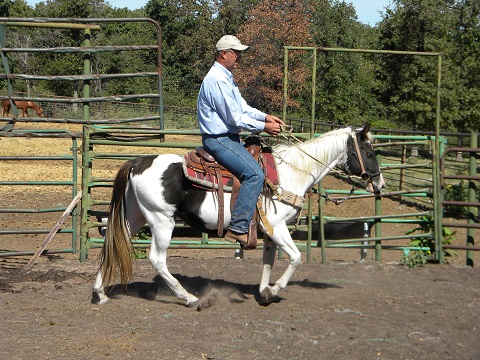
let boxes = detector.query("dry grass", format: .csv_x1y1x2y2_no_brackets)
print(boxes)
0,122,201,183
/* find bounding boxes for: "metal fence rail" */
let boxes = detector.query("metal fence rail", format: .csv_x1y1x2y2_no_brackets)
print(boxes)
440,131,479,266
0,17,163,130
0,131,79,258
0,17,162,259
311,134,440,263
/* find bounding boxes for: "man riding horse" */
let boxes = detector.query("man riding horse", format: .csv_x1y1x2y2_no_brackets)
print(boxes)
197,35,285,249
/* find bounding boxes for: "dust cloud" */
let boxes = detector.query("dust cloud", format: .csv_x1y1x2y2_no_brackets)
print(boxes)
192,284,248,311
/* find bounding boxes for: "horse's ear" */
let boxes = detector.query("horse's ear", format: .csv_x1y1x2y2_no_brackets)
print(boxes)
360,123,371,140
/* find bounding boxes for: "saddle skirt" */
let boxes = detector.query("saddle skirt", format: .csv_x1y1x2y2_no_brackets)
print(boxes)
182,136,279,192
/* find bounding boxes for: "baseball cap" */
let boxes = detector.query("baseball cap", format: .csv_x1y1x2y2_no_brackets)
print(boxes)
215,35,249,51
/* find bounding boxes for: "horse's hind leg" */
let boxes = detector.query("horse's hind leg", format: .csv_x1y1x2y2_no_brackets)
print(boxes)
93,271,109,304
147,214,199,305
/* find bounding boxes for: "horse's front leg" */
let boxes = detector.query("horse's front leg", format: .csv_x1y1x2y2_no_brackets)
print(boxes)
259,235,277,297
260,223,302,304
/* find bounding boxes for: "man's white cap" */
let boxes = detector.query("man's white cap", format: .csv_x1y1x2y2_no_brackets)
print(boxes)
215,35,249,51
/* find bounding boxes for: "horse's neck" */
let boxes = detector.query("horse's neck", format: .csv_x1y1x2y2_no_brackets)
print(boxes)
29,102,43,116
274,132,349,195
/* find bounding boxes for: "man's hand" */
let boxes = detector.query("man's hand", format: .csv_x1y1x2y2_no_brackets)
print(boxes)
264,115,285,137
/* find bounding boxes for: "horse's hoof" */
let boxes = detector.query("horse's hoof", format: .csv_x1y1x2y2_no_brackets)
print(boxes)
185,296,200,307
186,300,199,308
260,287,274,305
260,287,283,305
98,297,109,305
92,291,109,305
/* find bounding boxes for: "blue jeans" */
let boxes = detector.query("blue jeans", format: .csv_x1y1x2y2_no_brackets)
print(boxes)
202,133,264,234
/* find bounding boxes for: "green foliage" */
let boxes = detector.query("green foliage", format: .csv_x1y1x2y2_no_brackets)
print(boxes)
377,0,478,133
402,215,457,268
133,247,148,260
41,0,109,18
3,0,479,135
450,0,480,133
145,0,223,99
444,180,480,218
0,0,34,17
402,247,430,268
306,1,386,125
95,18,157,97
132,228,150,260
216,0,260,35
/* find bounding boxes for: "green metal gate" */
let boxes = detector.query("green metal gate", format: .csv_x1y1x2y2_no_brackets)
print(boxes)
0,17,163,259
440,131,479,266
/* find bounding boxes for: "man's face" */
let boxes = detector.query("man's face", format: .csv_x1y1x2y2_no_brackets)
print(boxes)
223,49,242,72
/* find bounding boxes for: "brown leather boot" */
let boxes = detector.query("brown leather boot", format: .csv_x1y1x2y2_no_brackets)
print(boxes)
225,230,257,250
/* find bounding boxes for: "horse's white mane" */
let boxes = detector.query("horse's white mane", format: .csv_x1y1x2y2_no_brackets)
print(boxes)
274,126,351,165
272,126,370,187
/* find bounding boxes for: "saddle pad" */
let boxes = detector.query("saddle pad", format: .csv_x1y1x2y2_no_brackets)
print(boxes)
262,152,279,186
183,162,234,192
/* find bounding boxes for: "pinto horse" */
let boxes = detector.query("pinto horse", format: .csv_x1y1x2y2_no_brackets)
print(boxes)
93,124,385,306
2,100,44,117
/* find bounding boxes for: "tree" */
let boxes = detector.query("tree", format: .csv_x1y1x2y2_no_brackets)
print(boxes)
0,0,14,17
377,0,459,132
0,0,38,94
93,8,157,97
215,0,260,35
147,0,233,103
310,0,385,126
451,0,480,133
19,0,114,97
235,0,314,113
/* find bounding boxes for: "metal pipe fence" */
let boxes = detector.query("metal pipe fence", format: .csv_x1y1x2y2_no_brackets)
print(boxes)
0,17,477,265
0,131,79,258
0,17,162,259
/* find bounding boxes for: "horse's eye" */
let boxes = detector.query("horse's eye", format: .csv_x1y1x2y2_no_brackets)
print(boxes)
366,152,373,158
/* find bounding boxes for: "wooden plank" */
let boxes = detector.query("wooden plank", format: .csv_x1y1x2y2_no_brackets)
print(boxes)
25,191,82,267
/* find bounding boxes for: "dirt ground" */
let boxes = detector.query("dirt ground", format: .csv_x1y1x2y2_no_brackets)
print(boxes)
1,128,479,359
1,185,479,360
1,254,479,360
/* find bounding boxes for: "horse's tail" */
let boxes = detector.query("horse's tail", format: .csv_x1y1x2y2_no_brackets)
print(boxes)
99,160,136,288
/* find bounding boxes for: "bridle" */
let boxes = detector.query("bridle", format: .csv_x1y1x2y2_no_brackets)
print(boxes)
350,132,381,183
324,132,380,205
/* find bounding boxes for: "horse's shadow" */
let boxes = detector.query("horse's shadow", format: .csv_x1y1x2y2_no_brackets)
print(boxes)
92,274,342,307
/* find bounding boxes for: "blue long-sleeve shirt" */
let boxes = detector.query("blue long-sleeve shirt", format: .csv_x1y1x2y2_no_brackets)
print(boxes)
197,62,266,135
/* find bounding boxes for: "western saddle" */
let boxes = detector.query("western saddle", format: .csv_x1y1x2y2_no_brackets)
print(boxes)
183,135,279,239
